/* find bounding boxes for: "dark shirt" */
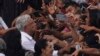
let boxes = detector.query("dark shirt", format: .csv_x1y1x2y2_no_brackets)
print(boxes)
2,29,25,56
89,9,100,28
80,30,100,49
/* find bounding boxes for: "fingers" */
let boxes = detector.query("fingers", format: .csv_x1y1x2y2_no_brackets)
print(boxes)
80,25,90,30
43,35,53,40
80,25,86,29
43,35,57,43
80,25,95,32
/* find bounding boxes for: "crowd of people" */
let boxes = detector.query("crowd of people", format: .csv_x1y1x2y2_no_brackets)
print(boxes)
0,0,100,56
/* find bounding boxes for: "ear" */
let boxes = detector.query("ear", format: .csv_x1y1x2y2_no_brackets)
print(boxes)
24,24,28,31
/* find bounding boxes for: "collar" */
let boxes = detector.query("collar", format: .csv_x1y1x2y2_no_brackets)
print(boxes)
21,31,33,40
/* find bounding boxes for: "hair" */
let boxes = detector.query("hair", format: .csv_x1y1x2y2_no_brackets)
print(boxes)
64,1,79,9
34,39,48,56
0,38,6,53
25,51,34,56
16,14,31,31
2,29,25,56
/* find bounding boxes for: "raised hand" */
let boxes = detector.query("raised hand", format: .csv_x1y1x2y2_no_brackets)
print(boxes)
46,0,57,14
41,0,46,10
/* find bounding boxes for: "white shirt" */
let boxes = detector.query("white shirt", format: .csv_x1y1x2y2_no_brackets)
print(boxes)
0,53,5,56
21,31,36,52
0,17,8,29
52,50,58,56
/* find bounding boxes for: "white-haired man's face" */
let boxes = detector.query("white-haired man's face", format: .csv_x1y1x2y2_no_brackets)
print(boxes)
25,18,37,34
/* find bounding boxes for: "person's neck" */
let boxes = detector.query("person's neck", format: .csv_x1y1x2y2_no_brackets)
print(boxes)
24,30,33,36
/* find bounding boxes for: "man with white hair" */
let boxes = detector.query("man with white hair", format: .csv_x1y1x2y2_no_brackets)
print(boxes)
16,14,37,52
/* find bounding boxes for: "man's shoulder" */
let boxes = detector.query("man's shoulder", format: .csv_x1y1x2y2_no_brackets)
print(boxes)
20,31,34,41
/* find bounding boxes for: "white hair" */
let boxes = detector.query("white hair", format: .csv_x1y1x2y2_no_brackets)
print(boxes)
16,14,31,31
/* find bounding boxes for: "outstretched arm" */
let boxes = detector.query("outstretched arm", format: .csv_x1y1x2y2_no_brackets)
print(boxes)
80,25,100,34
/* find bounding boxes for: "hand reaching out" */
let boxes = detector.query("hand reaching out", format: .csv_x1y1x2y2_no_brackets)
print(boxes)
43,35,58,44
80,25,95,32
87,3,98,10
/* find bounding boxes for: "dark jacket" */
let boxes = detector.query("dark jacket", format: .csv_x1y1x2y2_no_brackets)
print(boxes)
2,29,25,56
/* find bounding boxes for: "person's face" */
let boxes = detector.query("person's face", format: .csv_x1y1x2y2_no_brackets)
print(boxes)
42,41,54,55
56,0,64,8
26,18,37,33
27,6,35,14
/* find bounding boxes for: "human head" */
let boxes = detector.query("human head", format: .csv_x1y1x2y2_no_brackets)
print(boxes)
34,39,54,56
65,2,79,14
27,5,35,14
16,14,37,35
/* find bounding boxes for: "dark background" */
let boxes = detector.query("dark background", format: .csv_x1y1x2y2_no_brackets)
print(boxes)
0,0,42,27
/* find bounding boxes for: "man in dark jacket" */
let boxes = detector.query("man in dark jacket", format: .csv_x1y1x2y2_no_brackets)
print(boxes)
2,29,26,56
